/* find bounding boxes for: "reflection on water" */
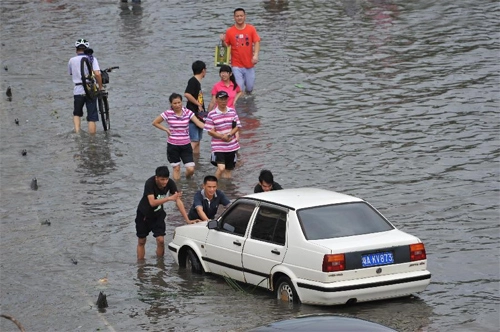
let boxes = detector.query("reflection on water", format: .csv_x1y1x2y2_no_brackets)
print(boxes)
262,0,289,12
136,259,181,320
73,133,116,177
119,0,144,49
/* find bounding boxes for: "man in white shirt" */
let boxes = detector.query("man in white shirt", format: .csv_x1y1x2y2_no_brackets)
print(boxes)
68,39,103,134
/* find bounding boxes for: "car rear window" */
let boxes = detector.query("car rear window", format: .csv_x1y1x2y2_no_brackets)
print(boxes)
297,202,394,240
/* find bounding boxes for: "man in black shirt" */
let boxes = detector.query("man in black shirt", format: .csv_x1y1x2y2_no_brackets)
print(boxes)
254,169,283,193
135,166,197,260
184,60,207,154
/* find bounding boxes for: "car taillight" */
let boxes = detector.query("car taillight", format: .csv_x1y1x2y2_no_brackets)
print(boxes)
410,243,426,261
322,254,345,272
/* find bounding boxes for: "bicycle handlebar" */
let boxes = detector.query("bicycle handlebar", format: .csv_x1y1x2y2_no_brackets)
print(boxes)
102,66,119,73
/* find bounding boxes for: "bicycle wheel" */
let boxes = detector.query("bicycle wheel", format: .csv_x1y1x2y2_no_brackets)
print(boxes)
102,92,110,131
97,94,107,131
80,57,98,99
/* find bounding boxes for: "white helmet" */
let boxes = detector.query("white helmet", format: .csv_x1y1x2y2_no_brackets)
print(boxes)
75,39,89,48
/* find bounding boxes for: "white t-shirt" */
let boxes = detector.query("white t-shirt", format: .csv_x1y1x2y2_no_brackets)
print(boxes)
68,53,100,95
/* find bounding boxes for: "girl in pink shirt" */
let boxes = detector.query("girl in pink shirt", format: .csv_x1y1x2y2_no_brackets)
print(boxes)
208,65,242,111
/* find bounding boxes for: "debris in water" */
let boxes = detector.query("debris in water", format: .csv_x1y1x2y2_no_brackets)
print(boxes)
98,273,108,284
30,177,38,190
0,314,25,332
96,292,108,309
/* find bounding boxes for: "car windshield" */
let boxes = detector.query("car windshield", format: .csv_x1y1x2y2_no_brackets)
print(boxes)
297,202,394,240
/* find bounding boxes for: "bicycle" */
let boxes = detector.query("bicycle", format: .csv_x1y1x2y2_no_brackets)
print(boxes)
80,57,119,131
97,66,119,131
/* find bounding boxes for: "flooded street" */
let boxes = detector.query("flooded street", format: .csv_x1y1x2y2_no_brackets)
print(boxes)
1,0,498,331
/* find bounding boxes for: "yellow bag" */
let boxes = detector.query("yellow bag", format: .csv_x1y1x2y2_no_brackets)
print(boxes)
215,42,231,67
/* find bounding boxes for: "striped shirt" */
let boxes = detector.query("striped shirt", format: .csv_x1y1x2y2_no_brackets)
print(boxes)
160,107,195,146
204,107,242,153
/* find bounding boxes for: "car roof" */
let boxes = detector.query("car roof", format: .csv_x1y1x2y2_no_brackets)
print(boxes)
244,188,363,210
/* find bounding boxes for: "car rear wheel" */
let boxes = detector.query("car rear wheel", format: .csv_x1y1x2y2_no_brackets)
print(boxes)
185,248,203,274
276,276,299,303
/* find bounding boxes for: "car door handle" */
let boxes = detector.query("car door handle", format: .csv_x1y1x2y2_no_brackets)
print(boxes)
271,249,280,255
233,241,242,246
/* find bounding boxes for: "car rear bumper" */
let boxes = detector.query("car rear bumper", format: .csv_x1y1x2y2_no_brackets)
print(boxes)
295,270,431,305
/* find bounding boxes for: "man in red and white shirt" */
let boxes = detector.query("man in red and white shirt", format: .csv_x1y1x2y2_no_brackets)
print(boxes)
205,91,242,179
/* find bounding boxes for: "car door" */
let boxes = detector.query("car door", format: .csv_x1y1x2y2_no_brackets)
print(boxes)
204,200,257,282
242,205,288,288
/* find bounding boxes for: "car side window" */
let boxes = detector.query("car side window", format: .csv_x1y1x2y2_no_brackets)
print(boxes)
251,207,287,246
220,202,255,237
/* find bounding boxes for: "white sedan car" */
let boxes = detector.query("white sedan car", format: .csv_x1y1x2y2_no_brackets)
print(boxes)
168,188,431,306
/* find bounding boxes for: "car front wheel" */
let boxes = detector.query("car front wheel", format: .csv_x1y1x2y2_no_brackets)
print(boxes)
185,248,203,274
276,276,299,303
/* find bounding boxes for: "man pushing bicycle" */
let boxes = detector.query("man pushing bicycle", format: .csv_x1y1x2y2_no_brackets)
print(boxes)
68,39,103,134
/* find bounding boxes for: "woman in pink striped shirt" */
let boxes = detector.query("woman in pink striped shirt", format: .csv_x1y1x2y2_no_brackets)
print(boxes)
153,93,205,180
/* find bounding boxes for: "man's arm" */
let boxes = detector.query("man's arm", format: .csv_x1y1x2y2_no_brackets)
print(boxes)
219,191,231,206
195,206,210,221
184,92,204,112
252,41,260,64
147,192,179,208
176,198,198,224
184,92,198,106
220,32,229,47
94,70,103,90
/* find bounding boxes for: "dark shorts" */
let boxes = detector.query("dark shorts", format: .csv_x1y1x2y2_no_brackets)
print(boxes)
73,95,99,122
135,209,166,238
167,143,194,165
211,151,237,170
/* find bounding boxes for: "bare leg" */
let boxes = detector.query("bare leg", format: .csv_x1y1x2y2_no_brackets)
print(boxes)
185,166,195,178
222,169,232,179
73,116,81,133
191,141,200,154
172,165,181,180
215,164,225,179
137,237,147,260
156,236,165,258
88,121,96,134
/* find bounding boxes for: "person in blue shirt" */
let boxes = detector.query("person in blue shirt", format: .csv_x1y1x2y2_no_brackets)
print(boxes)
188,175,231,221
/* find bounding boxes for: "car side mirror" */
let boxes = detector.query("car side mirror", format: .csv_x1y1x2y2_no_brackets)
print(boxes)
207,220,219,230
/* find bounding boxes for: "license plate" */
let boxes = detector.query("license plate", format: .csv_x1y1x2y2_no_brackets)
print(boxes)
362,251,394,268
